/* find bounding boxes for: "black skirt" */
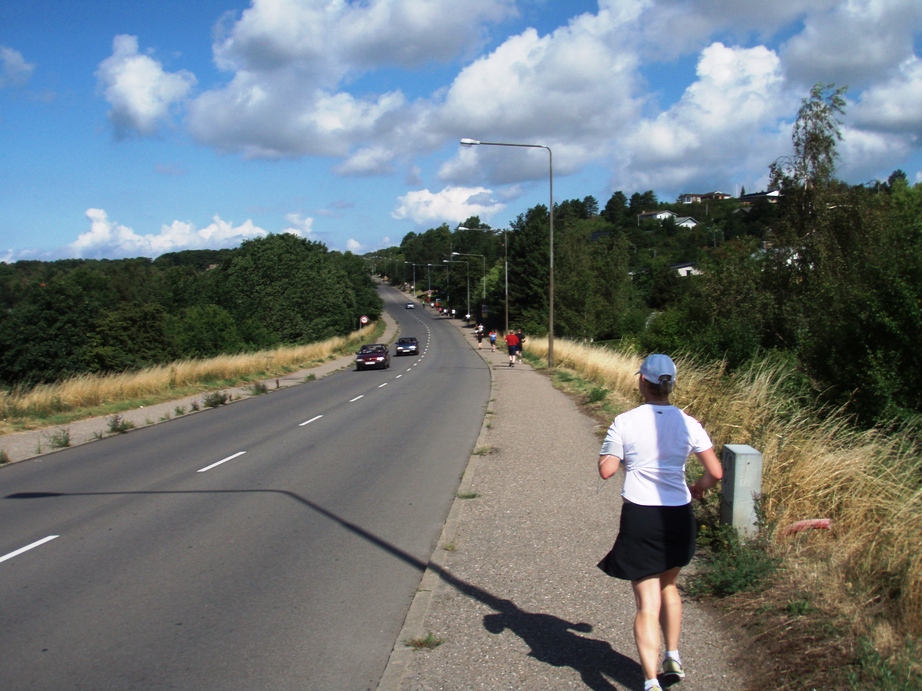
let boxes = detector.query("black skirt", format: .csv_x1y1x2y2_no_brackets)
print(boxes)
598,501,696,581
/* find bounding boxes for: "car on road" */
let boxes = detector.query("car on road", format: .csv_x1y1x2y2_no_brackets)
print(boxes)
356,344,390,370
405,302,415,309
395,337,419,356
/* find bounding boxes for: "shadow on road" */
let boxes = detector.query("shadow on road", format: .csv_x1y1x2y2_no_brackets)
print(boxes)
7,487,643,688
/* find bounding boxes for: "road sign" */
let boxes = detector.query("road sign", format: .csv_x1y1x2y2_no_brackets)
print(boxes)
360,315,369,325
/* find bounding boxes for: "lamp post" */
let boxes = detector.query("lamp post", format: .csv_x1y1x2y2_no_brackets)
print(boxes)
460,138,554,366
443,259,469,320
452,251,485,320
428,262,448,306
404,262,416,296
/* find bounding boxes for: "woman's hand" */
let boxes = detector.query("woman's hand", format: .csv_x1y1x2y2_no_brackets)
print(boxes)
690,448,722,500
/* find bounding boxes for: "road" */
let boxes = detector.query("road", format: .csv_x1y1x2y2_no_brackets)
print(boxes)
0,287,490,690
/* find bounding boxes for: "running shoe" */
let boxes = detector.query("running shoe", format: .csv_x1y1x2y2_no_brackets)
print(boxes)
663,657,685,680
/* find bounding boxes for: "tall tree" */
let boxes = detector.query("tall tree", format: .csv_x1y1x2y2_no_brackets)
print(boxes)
770,83,847,192
602,191,628,225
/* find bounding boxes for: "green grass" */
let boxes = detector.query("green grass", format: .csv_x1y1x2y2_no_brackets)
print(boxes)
202,391,228,408
48,428,71,448
687,523,780,597
107,415,134,434
249,381,269,396
404,632,444,651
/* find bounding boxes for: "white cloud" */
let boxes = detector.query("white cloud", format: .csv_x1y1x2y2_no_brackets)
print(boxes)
280,212,316,238
392,186,504,225
92,0,922,234
345,238,364,252
852,56,922,134
0,46,34,87
96,35,197,137
614,42,792,193
188,0,514,157
780,0,922,89
69,209,267,259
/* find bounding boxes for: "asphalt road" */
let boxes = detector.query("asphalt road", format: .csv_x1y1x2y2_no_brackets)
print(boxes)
0,288,490,690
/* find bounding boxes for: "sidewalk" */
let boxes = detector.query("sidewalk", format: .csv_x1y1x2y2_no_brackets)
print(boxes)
381,315,749,690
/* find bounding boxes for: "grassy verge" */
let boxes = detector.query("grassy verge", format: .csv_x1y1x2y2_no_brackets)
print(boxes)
0,320,385,435
525,336,922,689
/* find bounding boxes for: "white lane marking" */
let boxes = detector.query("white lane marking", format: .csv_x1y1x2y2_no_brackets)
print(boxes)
406,368,412,372
198,451,246,473
0,535,59,564
396,375,403,379
378,383,388,388
299,415,323,426
350,395,364,402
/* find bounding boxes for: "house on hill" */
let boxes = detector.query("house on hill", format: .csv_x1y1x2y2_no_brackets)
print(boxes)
636,210,699,229
739,189,781,205
637,210,676,224
677,191,732,204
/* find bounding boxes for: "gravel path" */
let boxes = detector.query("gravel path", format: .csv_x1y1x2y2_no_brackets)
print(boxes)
380,316,750,691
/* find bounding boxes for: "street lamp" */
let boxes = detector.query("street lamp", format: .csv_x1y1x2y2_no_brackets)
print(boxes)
428,262,448,306
443,259,469,320
452,251,485,320
403,261,416,296
460,138,554,366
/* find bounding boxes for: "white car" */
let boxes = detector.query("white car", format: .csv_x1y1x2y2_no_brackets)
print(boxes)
405,302,415,309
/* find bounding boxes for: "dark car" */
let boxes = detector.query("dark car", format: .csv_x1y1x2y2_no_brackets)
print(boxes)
356,344,390,370
395,336,419,356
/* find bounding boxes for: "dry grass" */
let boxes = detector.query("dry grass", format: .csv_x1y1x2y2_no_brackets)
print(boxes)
0,322,381,433
527,336,922,649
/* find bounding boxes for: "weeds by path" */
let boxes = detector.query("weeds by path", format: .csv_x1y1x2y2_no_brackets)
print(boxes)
525,335,922,689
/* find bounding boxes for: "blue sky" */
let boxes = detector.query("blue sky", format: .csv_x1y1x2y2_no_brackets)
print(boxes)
2,0,921,261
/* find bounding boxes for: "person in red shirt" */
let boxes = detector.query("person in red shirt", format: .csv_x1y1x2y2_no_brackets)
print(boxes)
504,331,519,367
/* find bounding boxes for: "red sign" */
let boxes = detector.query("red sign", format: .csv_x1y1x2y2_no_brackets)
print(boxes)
360,315,369,324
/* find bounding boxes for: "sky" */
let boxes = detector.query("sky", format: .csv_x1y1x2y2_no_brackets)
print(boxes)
1,0,921,262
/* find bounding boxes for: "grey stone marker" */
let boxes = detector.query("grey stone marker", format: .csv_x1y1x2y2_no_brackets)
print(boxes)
719,444,763,539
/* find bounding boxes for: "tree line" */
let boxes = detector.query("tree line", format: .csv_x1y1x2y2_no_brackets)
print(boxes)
374,84,922,427
0,234,383,387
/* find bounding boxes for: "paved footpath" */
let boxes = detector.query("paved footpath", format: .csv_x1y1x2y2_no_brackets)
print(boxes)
380,313,750,691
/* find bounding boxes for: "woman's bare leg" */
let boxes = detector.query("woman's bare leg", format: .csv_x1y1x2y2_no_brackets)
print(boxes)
659,567,682,652
631,575,663,681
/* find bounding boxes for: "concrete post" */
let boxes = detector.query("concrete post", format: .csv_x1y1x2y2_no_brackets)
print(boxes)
719,444,763,539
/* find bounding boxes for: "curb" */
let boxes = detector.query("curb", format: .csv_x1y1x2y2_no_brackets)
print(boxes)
376,308,497,690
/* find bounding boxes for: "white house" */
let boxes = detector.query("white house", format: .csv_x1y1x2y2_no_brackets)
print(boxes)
637,210,676,224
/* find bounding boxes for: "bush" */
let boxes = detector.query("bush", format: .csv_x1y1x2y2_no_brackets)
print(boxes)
587,386,609,403
688,523,780,597
202,391,229,408
107,415,134,434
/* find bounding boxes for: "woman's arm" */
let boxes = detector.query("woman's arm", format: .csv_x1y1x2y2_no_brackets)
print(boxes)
689,447,722,500
598,454,621,479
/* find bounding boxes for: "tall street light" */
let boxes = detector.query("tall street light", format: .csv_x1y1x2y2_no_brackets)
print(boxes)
427,262,448,306
458,225,503,330
452,251,485,320
443,259,469,320
404,262,417,296
460,138,554,367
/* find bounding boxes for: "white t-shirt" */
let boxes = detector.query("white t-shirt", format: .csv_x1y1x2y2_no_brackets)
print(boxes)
600,404,713,506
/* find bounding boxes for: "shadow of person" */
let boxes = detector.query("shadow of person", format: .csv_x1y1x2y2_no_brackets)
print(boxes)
482,598,643,690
